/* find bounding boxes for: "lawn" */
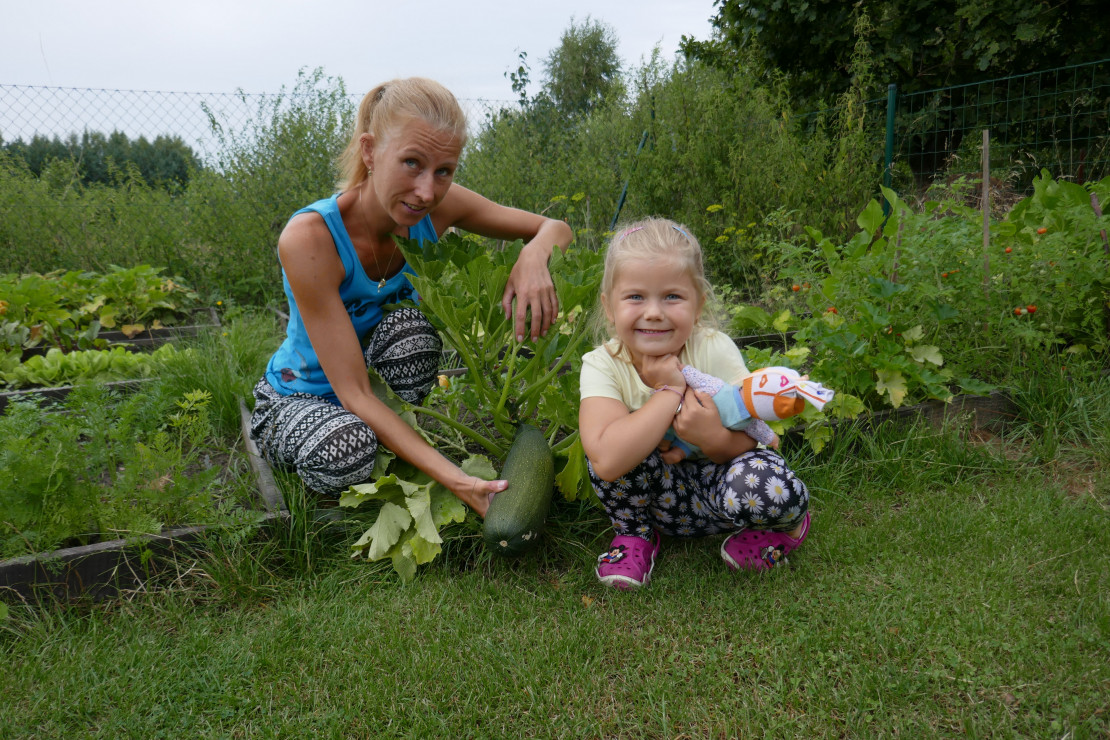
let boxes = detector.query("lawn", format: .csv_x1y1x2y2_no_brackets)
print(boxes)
2,391,1107,738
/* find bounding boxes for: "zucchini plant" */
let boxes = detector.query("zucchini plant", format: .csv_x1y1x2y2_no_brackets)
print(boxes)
338,233,603,578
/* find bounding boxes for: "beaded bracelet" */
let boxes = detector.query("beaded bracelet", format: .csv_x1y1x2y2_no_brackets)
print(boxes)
652,384,684,413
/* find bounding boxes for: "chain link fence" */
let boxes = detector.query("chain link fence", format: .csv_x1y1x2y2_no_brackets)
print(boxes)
0,83,508,163
1,63,1106,298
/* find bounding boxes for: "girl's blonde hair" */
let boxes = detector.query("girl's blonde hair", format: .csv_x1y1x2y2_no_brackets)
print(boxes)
592,216,719,353
336,77,468,192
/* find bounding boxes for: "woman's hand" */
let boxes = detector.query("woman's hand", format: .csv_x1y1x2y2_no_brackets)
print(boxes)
502,240,558,342
447,475,509,518
435,184,572,343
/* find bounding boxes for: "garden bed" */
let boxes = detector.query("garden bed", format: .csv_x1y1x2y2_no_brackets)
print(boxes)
91,306,221,351
0,378,153,414
0,398,286,602
17,307,221,361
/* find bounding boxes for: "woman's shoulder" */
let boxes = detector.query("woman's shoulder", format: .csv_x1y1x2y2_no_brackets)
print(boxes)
280,211,332,253
281,195,342,246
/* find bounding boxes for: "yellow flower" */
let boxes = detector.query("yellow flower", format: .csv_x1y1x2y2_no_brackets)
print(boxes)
216,300,223,306
437,374,450,389
706,204,724,213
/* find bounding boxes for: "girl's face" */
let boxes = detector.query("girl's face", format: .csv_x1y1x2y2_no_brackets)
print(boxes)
364,118,461,227
602,256,702,366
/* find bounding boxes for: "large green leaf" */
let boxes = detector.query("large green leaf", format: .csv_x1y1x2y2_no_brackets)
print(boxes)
357,501,412,561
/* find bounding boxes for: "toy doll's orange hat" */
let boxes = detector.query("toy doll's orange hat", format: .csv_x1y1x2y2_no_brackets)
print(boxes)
740,367,834,421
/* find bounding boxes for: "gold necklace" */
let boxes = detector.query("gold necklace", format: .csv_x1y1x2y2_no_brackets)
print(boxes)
357,184,390,290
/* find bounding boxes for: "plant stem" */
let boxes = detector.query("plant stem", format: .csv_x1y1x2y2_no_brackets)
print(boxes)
495,341,520,416
409,405,504,459
517,329,590,418
551,429,579,455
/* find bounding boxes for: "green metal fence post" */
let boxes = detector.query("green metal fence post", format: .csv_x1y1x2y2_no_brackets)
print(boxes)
609,129,650,232
883,82,897,216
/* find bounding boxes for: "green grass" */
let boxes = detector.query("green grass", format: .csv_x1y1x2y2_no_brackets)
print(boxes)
2,412,1108,737
2,349,1108,738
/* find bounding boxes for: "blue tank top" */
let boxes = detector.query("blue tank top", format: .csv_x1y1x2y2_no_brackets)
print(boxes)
264,194,438,403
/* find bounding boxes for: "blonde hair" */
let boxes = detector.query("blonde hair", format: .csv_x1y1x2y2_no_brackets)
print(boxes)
337,77,468,192
592,216,719,354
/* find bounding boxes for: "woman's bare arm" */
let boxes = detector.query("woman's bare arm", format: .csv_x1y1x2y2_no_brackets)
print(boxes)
434,184,574,341
279,213,505,514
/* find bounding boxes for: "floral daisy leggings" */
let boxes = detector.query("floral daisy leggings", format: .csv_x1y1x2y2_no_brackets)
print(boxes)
587,448,809,541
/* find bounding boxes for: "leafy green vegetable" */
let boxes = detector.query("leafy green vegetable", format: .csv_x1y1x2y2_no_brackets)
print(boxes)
0,343,191,389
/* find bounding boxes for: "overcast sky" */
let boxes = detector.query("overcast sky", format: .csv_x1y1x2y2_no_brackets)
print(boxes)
4,0,718,101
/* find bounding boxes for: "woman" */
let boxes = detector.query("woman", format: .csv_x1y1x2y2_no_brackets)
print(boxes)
249,77,573,516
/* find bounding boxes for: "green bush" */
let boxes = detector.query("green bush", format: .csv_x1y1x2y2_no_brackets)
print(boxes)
187,67,354,304
460,55,880,296
749,173,1110,409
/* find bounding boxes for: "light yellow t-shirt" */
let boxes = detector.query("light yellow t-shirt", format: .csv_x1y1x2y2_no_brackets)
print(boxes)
579,328,750,411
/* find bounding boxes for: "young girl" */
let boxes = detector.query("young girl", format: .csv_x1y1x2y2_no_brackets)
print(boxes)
579,217,811,590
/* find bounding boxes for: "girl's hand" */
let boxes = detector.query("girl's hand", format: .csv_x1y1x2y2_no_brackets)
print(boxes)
448,475,509,518
672,388,720,446
657,438,688,464
675,389,759,462
640,354,685,391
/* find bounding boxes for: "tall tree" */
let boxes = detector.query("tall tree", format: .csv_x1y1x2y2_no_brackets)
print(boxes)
2,130,199,190
683,0,1110,105
542,16,625,117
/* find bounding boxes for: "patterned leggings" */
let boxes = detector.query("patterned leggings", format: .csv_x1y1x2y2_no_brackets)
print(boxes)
249,307,442,495
588,448,809,540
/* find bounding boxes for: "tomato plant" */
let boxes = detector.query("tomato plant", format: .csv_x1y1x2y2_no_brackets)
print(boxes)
758,173,1109,404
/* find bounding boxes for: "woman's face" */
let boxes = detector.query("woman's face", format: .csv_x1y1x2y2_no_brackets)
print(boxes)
366,119,461,227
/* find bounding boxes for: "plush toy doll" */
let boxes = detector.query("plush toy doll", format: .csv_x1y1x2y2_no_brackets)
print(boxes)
663,366,835,458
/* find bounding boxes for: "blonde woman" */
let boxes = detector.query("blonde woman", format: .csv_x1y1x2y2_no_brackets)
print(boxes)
250,77,573,516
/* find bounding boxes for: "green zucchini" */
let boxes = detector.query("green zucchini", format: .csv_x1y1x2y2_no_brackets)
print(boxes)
482,424,555,555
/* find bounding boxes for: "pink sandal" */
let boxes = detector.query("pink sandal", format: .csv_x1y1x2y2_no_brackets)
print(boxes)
721,511,811,571
596,531,661,590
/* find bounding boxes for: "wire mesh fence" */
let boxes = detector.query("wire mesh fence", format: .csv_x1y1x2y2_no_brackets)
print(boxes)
888,58,1110,192
1,61,1106,298
4,61,1105,187
0,83,510,167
